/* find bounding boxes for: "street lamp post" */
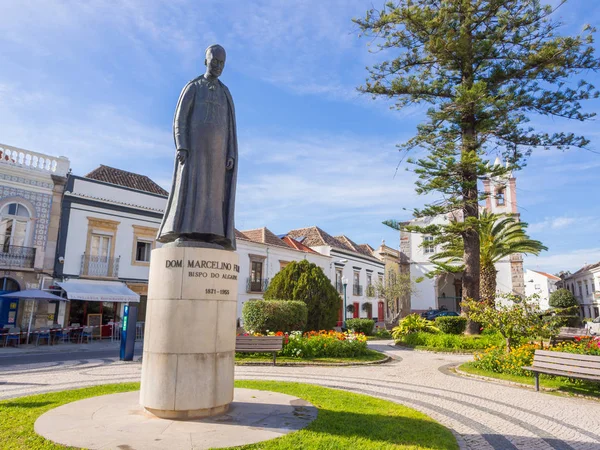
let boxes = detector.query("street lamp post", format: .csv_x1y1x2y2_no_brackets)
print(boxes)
342,276,348,329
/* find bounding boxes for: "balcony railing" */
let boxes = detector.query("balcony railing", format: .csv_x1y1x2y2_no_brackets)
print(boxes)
366,285,376,298
246,278,269,293
353,284,363,296
80,254,120,278
0,142,70,176
0,245,36,268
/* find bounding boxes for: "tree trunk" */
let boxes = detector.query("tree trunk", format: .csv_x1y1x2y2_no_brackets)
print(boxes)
480,262,497,306
459,11,480,335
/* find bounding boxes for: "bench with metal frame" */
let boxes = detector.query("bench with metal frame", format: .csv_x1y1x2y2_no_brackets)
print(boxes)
523,349,600,391
550,327,588,345
235,335,283,365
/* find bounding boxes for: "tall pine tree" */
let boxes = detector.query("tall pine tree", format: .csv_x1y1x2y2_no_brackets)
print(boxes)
355,0,599,326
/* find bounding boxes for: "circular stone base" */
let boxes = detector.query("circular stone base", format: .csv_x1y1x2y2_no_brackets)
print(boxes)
144,403,230,420
35,388,317,450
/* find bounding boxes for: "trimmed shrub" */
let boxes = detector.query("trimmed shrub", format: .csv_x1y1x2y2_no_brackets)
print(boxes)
435,316,467,335
346,318,375,335
242,300,307,334
398,331,504,351
264,260,340,331
549,289,578,308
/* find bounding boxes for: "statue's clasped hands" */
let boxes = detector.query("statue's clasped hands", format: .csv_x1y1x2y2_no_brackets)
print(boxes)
177,149,234,171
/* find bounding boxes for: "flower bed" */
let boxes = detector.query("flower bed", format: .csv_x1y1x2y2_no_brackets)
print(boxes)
237,330,369,359
472,336,600,377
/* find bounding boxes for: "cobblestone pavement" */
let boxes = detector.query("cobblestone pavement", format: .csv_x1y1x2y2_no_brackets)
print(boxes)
1,341,599,449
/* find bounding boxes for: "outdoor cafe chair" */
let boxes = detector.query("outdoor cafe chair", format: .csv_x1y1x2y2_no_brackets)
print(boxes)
80,326,94,344
51,324,69,344
5,327,21,347
35,327,51,346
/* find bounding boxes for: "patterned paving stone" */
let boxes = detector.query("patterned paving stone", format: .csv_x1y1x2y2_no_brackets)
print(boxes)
1,341,599,449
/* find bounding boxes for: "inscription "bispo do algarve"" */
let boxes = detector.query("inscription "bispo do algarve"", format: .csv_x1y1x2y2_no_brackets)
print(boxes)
165,259,240,280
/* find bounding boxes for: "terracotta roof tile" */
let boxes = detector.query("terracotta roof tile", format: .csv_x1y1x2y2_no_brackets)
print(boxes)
531,270,561,281
85,165,168,196
286,226,344,248
282,236,318,254
239,227,290,248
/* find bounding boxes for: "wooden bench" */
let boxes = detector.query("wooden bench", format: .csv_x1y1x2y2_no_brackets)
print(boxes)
550,327,589,345
235,335,284,365
523,349,600,391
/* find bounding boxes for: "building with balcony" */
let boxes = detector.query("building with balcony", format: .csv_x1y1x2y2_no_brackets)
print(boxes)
398,159,524,314
54,165,167,331
0,143,70,330
563,262,600,319
285,226,386,324
235,227,331,321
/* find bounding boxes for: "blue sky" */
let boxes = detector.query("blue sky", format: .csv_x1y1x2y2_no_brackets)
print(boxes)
1,0,599,274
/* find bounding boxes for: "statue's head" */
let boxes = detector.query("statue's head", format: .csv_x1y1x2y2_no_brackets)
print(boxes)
204,44,226,79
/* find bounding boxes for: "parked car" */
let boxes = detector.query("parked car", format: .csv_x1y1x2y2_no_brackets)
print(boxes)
421,306,447,320
432,311,460,319
585,317,600,336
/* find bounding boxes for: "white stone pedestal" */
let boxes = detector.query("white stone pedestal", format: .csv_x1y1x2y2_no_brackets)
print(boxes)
140,246,239,419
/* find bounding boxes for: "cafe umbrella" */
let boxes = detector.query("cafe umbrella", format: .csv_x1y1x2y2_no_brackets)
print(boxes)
0,289,68,344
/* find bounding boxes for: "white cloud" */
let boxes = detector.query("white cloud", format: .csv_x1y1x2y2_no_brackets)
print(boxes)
525,248,600,274
528,216,579,233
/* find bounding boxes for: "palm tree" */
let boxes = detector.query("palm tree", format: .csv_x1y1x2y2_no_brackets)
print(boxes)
429,211,547,303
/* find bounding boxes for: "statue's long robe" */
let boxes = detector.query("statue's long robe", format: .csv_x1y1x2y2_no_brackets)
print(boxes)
157,75,238,250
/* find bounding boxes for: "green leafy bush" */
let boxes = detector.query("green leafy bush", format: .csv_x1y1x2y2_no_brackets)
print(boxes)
549,289,578,308
435,316,467,335
264,260,340,331
242,300,307,334
373,327,393,339
398,331,504,351
392,314,439,339
346,318,375,335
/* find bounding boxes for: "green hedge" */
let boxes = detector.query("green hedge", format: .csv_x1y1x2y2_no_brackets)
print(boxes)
346,318,375,335
435,316,467,335
242,300,307,333
398,331,504,351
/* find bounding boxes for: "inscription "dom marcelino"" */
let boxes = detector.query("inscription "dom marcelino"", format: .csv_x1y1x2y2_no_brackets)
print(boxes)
165,259,240,273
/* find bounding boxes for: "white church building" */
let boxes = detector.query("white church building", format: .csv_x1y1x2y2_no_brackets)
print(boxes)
400,159,525,313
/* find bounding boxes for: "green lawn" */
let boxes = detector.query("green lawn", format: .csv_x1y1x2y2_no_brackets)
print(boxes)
459,361,600,399
235,349,387,364
0,380,458,450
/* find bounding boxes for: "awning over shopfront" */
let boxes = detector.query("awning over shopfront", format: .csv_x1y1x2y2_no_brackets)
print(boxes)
57,279,140,303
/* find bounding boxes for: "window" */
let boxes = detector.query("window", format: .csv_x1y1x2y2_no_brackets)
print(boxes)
579,283,583,296
335,268,343,294
534,284,541,290
0,202,31,250
496,188,505,205
135,240,152,262
250,260,263,291
367,272,372,286
353,271,360,287
90,234,111,260
131,225,157,266
423,236,435,254
585,281,590,296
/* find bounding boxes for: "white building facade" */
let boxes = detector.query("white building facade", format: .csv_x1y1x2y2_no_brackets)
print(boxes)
0,143,70,330
55,165,168,331
400,161,524,313
235,228,331,322
524,269,560,310
564,262,600,319
286,227,386,324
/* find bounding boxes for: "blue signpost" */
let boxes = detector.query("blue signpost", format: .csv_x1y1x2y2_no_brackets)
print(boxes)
120,304,138,361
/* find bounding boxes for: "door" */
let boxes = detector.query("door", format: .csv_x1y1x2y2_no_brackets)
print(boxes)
378,301,384,321
90,235,111,276
353,302,359,318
